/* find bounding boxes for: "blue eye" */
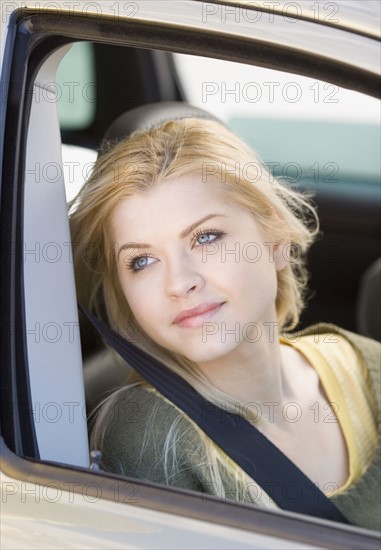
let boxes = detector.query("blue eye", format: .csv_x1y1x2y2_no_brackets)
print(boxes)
197,233,217,245
194,229,225,247
135,256,149,268
128,254,154,273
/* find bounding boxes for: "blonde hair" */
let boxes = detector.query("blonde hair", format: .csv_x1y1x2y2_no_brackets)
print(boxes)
70,117,319,496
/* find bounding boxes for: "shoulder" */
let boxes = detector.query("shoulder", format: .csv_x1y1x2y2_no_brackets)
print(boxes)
286,323,380,416
101,384,186,428
292,322,380,353
92,384,210,488
96,383,201,450
286,323,380,378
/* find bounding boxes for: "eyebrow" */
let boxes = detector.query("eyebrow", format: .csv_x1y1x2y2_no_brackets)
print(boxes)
117,213,225,260
180,213,226,239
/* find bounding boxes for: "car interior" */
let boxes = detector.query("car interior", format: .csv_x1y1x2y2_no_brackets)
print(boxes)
1,5,380,545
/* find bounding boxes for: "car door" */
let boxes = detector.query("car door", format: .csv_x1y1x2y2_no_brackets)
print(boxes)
1,2,380,549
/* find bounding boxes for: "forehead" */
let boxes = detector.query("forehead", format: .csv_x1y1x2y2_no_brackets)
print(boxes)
110,175,239,234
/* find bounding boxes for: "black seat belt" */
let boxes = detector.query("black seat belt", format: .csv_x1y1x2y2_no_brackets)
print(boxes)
81,306,349,524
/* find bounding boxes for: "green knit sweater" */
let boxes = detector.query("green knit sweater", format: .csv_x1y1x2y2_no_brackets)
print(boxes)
98,324,380,531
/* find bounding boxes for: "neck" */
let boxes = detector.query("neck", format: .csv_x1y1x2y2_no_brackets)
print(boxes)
196,318,296,411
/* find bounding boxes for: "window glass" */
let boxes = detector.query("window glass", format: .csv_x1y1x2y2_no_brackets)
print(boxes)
173,54,380,185
56,42,96,130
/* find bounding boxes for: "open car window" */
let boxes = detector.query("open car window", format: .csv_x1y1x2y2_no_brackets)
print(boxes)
1,2,380,549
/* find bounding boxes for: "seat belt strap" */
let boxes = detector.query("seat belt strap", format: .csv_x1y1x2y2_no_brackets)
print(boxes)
81,306,349,524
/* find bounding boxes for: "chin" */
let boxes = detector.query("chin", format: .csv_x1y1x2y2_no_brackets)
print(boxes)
179,340,238,365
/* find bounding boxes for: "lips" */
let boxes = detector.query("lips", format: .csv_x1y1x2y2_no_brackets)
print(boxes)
173,302,224,328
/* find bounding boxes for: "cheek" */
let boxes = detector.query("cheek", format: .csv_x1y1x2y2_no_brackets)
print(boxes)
232,253,278,301
117,271,142,314
118,274,162,331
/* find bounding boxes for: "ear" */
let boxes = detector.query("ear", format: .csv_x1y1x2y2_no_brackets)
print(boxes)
273,240,289,271
264,209,290,271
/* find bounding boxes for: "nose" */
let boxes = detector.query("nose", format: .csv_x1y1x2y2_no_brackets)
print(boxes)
165,256,205,299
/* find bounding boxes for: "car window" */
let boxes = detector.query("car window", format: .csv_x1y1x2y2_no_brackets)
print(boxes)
61,48,381,204
59,44,380,336
173,53,380,184
56,41,96,130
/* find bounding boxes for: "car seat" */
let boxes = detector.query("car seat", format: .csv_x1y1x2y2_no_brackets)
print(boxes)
356,257,381,342
24,45,89,466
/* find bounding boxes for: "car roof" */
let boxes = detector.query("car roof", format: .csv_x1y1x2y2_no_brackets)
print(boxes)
1,1,380,83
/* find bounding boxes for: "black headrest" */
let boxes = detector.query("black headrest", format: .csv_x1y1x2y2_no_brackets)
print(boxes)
101,101,223,148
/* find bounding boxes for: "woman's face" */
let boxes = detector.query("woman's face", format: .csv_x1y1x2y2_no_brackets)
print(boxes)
111,174,286,364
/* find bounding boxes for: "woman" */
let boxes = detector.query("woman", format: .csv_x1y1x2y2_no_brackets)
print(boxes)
70,103,380,530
